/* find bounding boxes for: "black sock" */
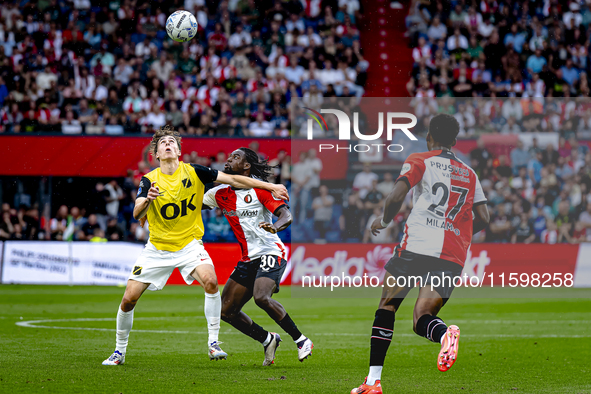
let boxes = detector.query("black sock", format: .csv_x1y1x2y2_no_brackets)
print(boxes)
276,313,303,342
370,309,395,367
415,314,447,343
235,320,268,344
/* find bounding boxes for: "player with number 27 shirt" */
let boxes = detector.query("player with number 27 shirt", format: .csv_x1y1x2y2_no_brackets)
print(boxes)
352,114,490,394
203,147,313,366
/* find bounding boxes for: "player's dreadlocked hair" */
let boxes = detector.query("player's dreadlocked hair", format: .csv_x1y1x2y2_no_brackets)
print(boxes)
150,125,182,161
238,147,277,182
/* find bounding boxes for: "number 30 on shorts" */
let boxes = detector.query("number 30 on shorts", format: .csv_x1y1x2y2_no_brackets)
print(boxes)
260,256,277,271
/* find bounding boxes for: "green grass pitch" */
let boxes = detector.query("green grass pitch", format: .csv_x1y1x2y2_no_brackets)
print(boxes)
1,285,590,393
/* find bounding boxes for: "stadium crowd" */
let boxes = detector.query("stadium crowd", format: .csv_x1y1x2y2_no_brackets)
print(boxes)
406,0,591,100
0,0,367,135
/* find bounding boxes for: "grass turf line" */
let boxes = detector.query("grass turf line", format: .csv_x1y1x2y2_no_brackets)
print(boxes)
0,285,590,393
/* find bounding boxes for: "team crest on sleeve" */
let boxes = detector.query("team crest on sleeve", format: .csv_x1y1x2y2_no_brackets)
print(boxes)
244,194,252,203
400,163,411,175
138,181,144,195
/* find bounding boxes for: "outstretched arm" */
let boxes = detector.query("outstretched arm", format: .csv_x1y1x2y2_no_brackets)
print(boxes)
370,180,410,236
216,172,289,201
259,206,292,234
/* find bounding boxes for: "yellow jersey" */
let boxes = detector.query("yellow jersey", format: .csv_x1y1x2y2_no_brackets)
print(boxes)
137,162,218,252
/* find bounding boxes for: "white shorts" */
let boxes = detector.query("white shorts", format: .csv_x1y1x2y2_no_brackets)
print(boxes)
129,239,214,291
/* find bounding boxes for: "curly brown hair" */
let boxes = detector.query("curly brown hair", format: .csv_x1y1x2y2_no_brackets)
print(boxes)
150,125,182,161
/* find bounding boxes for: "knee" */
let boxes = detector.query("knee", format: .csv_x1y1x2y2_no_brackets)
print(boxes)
201,275,219,294
121,295,138,312
254,294,272,309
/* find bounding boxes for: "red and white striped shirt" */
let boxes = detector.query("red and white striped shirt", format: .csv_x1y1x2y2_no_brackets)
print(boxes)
541,229,558,244
197,85,219,106
396,150,487,266
199,54,220,69
212,65,236,82
176,86,197,101
203,185,287,262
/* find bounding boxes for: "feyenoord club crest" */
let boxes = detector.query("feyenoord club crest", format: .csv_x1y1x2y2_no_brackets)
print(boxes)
244,194,252,203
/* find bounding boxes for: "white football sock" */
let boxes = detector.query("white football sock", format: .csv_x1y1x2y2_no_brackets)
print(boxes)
204,291,221,344
262,333,272,347
440,334,445,344
115,307,134,355
367,366,383,385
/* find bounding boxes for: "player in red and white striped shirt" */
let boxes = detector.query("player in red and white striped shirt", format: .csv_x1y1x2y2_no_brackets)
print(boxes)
352,114,490,394
203,148,313,366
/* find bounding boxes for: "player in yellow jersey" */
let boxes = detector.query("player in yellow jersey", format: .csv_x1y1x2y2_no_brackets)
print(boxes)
102,126,288,366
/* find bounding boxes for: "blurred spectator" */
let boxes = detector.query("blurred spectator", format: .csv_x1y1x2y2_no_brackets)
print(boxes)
132,220,149,242
211,151,227,172
541,219,558,244
376,173,395,197
105,180,124,218
207,208,232,241
269,149,291,185
106,217,124,241
247,113,273,137
494,155,513,179
305,149,322,191
487,204,512,243
579,204,591,241
363,180,383,217
0,210,15,240
292,151,310,222
90,228,108,243
61,111,82,134
50,205,69,240
427,17,446,42
511,213,535,244
510,140,529,174
501,117,521,134
340,189,365,241
81,214,101,241
470,139,491,172
312,185,334,242
353,163,378,199
85,113,105,134
105,116,124,134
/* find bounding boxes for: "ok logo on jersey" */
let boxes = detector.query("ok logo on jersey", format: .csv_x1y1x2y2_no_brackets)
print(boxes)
160,193,197,220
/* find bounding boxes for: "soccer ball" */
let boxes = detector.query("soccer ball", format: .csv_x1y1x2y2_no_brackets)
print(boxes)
166,10,198,42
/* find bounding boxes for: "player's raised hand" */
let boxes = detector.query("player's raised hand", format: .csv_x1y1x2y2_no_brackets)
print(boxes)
270,184,289,201
259,222,277,234
147,182,160,201
370,216,386,236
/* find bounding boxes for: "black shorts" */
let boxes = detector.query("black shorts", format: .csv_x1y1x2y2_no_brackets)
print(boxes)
229,255,288,293
384,248,463,305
